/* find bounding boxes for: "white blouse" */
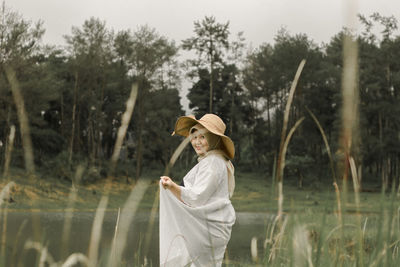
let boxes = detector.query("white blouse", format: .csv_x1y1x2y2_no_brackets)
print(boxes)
181,152,231,207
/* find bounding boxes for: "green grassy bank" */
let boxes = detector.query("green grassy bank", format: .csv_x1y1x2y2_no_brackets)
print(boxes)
0,169,394,214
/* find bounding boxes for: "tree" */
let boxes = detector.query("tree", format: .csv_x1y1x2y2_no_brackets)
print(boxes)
0,2,50,173
356,13,400,188
182,16,230,113
64,17,114,164
114,26,179,178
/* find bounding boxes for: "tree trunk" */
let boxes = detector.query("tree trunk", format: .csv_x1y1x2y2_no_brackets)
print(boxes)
229,84,234,135
136,80,144,180
209,59,214,113
266,96,271,135
88,112,95,165
68,72,78,164
135,117,143,180
60,93,64,138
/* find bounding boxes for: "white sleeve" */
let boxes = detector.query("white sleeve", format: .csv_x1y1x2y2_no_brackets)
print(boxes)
180,157,223,207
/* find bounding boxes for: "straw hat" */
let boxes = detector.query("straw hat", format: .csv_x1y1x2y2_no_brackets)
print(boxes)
172,114,235,159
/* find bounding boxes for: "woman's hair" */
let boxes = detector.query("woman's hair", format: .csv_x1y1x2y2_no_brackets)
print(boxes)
204,132,222,150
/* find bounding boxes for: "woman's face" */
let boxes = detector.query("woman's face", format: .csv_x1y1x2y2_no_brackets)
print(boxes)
190,130,209,156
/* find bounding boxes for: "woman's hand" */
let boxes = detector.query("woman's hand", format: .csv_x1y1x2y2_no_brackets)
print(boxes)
160,176,173,189
160,176,182,202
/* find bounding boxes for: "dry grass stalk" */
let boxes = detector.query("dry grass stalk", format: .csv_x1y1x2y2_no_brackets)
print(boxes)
61,165,84,259
0,181,16,207
275,59,306,220
108,179,150,267
11,219,28,267
4,66,35,174
349,157,364,265
264,215,279,249
277,59,306,158
110,82,138,172
87,196,109,267
325,224,357,242
2,125,15,179
333,182,342,225
111,207,121,261
293,225,313,267
251,236,258,263
306,108,337,183
349,157,360,197
268,215,288,262
340,31,359,178
24,240,56,267
164,137,190,176
277,117,305,218
369,244,388,267
61,253,89,267
0,203,8,261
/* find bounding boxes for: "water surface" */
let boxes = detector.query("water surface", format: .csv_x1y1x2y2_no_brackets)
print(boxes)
5,211,272,266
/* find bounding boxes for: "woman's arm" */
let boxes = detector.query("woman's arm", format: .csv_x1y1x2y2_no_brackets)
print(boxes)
160,176,182,202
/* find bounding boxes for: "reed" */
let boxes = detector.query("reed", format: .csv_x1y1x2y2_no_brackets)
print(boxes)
4,66,35,175
2,125,15,179
275,59,306,220
0,181,15,207
250,236,258,263
292,225,313,267
305,108,337,184
87,196,109,267
11,219,28,267
108,179,150,267
110,82,139,174
61,253,89,267
0,181,15,262
0,203,8,264
277,117,305,219
60,165,84,260
23,241,56,267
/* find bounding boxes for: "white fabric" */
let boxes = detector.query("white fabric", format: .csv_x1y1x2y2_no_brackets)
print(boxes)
197,150,235,198
159,152,236,267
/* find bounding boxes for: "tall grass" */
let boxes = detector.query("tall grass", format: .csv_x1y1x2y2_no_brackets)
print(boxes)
2,125,15,179
110,83,139,174
4,66,35,175
275,59,306,220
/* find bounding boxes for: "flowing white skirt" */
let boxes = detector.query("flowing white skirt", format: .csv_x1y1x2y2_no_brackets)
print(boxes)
159,182,235,267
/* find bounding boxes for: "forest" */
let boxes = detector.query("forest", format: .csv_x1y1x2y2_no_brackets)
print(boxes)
1,3,399,189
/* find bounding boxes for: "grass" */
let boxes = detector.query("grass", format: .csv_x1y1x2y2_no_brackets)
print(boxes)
1,167,395,215
232,171,393,214
0,170,149,212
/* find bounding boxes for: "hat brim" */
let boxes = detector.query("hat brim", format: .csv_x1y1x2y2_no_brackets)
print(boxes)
172,115,235,159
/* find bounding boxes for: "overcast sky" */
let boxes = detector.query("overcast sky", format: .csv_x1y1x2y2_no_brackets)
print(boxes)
7,0,400,111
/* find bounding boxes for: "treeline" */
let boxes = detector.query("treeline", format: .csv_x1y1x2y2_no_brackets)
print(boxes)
0,4,399,187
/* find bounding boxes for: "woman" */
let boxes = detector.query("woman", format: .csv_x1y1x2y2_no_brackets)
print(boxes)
159,114,236,267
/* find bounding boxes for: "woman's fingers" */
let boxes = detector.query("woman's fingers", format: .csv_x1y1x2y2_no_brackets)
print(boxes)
160,176,171,189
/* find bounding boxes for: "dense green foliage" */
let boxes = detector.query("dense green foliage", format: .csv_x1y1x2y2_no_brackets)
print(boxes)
0,5,399,187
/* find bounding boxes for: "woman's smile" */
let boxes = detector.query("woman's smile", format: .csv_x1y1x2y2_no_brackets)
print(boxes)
190,133,209,156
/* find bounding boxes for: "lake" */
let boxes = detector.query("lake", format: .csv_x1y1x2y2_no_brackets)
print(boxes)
4,210,272,266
